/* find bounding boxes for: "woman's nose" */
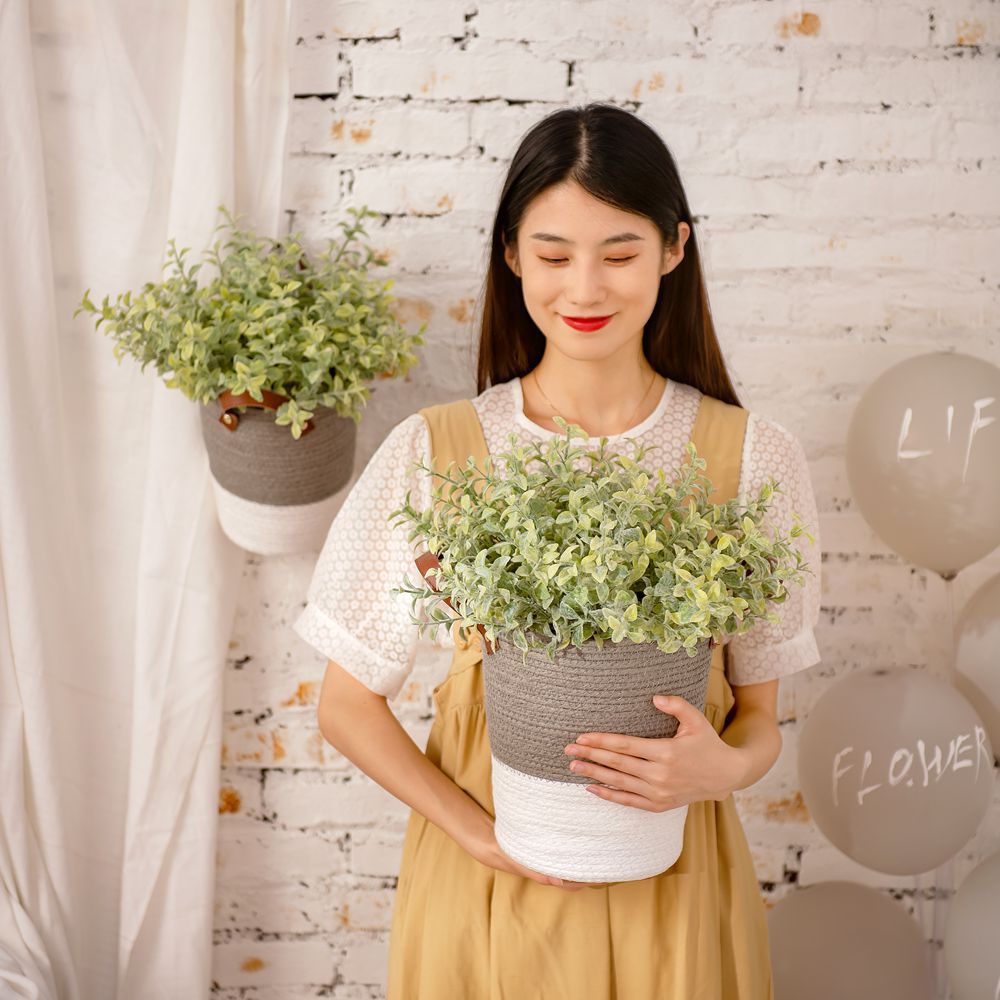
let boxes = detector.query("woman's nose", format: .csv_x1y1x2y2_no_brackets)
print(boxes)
564,260,607,307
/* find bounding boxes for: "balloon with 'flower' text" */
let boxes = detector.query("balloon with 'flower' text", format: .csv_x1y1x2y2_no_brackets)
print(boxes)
797,666,993,874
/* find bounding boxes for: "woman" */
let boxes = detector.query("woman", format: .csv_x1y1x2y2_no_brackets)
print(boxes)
294,102,822,998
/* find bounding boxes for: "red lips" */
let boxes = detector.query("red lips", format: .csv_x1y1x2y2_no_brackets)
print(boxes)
561,314,613,331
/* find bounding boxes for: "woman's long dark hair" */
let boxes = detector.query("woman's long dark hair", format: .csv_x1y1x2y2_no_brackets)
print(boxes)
476,102,742,408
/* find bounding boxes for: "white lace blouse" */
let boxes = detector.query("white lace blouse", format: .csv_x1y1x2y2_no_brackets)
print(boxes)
293,376,822,699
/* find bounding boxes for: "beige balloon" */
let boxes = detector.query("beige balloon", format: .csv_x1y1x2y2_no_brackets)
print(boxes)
798,667,993,875
768,881,933,1000
943,848,1000,1000
954,572,1000,761
845,352,1000,579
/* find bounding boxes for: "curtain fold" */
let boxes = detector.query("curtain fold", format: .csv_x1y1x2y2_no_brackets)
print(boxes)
0,1,293,997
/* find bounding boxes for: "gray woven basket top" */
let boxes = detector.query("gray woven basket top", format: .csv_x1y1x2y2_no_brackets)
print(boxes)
482,633,714,784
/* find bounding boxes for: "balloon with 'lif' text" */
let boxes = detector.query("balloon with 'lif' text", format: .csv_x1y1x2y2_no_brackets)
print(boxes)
845,352,1000,579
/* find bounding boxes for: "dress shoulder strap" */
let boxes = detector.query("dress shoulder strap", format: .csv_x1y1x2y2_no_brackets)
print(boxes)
416,399,494,652
686,393,749,505
416,398,492,516
685,392,750,691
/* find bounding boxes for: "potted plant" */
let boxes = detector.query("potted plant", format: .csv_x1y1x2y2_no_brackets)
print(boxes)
388,418,815,882
74,205,424,555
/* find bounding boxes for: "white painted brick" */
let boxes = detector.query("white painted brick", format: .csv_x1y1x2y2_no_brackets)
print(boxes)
711,224,1000,273
352,48,566,101
342,888,396,931
637,115,701,165
819,511,894,555
583,57,799,106
471,103,557,160
339,933,390,986
265,770,410,828
953,119,1000,160
211,938,334,988
283,153,343,213
710,3,928,49
475,0,694,46
218,770,263,818
349,161,505,216
735,114,935,170
333,986,385,1000
223,657,323,713
291,40,347,96
294,0,466,42
290,99,470,157
821,556,929,608
789,277,997,329
805,57,1000,108
688,166,1000,219
213,986,362,1000
932,5,1000,47
216,820,349,884
728,338,881,394
315,210,487,274
351,831,405,878
747,843,792,884
214,883,344,934
707,277,796,328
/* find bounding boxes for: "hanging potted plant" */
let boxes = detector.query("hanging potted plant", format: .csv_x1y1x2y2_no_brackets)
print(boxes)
74,205,424,555
388,420,815,883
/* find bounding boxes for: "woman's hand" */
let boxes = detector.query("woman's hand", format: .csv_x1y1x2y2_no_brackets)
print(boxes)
564,694,749,811
457,805,609,892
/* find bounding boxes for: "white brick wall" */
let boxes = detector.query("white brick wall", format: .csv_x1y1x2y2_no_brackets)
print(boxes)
212,1,1000,995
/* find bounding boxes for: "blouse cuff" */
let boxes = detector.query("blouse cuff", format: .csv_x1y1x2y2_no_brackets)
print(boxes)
727,628,821,686
292,602,409,700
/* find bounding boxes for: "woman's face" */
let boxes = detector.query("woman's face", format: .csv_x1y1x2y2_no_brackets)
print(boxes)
503,180,689,362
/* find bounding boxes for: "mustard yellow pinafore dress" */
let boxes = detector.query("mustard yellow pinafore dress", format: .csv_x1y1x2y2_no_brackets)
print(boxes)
387,391,774,1000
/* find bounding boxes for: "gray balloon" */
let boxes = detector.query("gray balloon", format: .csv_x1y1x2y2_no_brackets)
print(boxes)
768,881,933,1000
798,667,994,875
943,848,1000,1000
954,572,1000,763
845,351,1000,580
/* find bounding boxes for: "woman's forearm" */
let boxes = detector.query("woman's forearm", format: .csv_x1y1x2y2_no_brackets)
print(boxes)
719,706,782,793
319,686,492,851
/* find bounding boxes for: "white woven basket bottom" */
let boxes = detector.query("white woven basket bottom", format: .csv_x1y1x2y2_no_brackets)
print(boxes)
491,755,689,883
210,476,342,556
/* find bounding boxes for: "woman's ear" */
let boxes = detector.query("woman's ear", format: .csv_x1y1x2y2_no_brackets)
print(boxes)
503,239,521,278
661,222,691,277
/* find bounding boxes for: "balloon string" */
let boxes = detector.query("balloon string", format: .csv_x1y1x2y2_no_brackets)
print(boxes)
932,575,958,999
933,854,955,1000
946,575,958,679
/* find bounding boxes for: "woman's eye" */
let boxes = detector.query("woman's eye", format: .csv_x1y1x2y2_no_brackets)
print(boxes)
538,256,636,264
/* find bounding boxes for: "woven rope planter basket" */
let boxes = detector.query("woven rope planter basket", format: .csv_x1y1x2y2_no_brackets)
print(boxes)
200,396,356,555
483,633,714,883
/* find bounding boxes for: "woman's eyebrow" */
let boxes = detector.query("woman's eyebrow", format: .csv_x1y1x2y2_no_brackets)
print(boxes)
527,232,646,245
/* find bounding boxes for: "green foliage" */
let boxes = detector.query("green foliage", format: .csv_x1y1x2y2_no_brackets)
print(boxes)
74,205,425,438
389,417,816,662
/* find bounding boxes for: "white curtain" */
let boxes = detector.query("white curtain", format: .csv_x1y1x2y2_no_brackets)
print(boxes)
0,1,292,997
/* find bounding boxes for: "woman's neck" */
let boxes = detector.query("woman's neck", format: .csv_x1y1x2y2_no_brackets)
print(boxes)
522,358,667,438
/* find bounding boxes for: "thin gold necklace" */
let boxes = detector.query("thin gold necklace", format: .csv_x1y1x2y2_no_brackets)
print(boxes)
531,367,658,436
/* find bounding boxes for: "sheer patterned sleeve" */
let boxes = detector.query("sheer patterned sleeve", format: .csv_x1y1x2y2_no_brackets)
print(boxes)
292,411,432,700
726,413,822,686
